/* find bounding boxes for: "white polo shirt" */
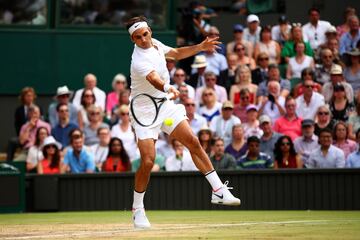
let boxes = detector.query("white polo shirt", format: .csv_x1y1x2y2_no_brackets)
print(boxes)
130,38,172,99
302,20,331,49
295,92,325,120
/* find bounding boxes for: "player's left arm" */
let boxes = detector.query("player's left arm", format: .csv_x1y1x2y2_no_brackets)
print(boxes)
166,36,221,60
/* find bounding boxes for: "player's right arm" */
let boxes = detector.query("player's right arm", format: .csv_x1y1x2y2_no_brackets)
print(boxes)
146,71,179,99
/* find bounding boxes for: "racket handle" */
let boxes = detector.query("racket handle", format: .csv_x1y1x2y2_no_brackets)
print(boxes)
166,92,175,100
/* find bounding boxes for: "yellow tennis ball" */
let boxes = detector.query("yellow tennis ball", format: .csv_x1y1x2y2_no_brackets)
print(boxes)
164,118,174,126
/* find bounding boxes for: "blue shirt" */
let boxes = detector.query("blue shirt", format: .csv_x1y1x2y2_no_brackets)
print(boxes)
306,145,345,168
339,30,360,55
48,102,78,128
63,148,95,173
238,152,273,169
346,151,360,168
51,122,78,147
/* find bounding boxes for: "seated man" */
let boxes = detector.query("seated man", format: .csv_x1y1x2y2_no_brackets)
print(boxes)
238,136,273,169
51,103,78,147
61,129,95,173
259,115,282,161
306,128,345,168
346,129,360,168
48,86,78,128
184,97,207,135
210,138,237,170
89,127,110,170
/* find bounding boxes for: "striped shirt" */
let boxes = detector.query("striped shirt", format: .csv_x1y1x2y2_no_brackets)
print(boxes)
237,152,273,169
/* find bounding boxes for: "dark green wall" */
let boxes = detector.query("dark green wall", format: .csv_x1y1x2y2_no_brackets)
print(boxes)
0,29,176,94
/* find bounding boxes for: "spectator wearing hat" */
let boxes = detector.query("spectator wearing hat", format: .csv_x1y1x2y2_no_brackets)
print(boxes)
238,136,273,169
62,129,95,173
315,48,338,85
189,55,207,88
302,7,331,50
281,24,314,63
258,81,286,123
306,128,345,168
105,73,127,119
210,101,241,147
339,15,360,55
37,136,62,174
195,71,228,105
225,124,247,162
322,64,354,103
295,77,325,120
259,115,282,161
329,82,355,123
333,121,357,159
72,73,106,111
273,96,303,141
243,14,261,47
226,24,254,58
184,98,207,135
256,64,290,103
197,125,213,156
254,26,281,64
271,15,291,46
317,26,338,56
346,128,360,168
294,119,319,166
242,104,263,139
343,48,360,94
210,138,237,170
48,86,77,128
51,103,78,147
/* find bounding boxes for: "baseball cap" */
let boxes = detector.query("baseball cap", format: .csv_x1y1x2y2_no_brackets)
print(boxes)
330,64,343,75
246,104,258,112
233,24,244,32
222,101,234,109
247,14,260,23
301,119,315,127
259,115,271,124
278,15,288,24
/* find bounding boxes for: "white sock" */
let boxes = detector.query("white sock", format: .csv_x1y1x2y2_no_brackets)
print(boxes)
205,170,223,191
132,190,145,209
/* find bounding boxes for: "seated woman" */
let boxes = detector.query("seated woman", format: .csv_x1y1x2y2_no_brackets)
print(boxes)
26,127,49,173
37,136,62,174
274,135,302,168
314,105,335,136
329,83,355,123
102,137,131,172
77,89,96,130
348,101,360,140
333,121,357,159
229,65,258,105
286,42,315,81
197,125,213,157
105,74,127,119
198,88,222,123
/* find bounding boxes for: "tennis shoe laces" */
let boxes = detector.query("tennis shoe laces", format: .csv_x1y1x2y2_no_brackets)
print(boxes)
211,181,241,206
133,208,151,229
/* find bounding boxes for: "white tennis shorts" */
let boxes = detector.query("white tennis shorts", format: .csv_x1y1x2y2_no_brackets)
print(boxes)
130,100,187,140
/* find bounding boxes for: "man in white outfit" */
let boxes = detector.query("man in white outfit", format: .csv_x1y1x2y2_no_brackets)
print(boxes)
126,16,240,229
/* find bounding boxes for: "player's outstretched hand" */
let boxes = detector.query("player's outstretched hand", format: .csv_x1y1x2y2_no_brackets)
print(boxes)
200,36,221,52
167,85,180,100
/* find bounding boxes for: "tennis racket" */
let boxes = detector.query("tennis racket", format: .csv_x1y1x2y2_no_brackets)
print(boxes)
130,92,175,127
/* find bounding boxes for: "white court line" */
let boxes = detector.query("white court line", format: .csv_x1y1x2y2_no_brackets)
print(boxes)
2,219,358,240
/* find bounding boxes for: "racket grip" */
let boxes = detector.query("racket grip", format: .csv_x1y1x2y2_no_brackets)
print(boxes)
166,92,175,100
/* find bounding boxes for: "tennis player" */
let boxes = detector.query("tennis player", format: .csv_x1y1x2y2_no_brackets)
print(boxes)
127,16,240,229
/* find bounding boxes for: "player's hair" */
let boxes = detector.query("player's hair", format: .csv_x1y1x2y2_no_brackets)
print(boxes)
125,16,149,30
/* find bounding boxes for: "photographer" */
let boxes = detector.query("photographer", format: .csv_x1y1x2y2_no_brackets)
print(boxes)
258,81,286,123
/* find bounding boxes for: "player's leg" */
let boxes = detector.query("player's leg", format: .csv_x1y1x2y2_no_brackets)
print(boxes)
170,120,240,206
132,138,156,229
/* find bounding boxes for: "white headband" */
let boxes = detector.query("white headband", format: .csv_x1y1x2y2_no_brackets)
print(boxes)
128,21,149,36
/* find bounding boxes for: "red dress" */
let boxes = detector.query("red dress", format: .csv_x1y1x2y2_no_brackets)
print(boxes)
41,159,60,174
277,155,298,168
102,156,130,172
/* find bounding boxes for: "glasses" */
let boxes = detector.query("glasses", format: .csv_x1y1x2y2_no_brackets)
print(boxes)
205,78,216,81
235,47,245,52
286,104,295,108
323,55,333,59
318,112,329,116
281,142,290,146
84,94,94,98
46,145,56,149
90,112,100,116
185,103,195,107
59,109,69,112
334,88,345,92
112,144,122,147
58,95,69,98
304,84,313,89
223,108,233,111
203,93,213,96
175,74,185,77
121,112,129,116
241,96,249,100
259,58,269,61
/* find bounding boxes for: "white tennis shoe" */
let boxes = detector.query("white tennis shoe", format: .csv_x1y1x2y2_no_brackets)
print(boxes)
133,208,151,229
211,181,241,206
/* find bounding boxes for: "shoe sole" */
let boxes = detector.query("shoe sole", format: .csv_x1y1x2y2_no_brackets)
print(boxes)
211,199,241,206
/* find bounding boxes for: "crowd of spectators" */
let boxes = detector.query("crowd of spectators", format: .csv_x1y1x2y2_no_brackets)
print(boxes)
7,4,360,174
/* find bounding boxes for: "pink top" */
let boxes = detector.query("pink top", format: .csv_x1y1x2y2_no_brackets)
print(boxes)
19,120,51,149
106,91,119,114
273,116,303,141
334,140,357,160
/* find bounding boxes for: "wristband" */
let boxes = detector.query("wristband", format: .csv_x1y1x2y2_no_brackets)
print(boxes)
163,84,171,93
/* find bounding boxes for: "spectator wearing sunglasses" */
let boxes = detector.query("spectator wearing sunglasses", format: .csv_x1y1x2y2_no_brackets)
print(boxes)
254,25,281,64
274,135,302,169
314,105,334,137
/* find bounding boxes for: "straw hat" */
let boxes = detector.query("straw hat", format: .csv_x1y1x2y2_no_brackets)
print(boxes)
191,55,207,68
